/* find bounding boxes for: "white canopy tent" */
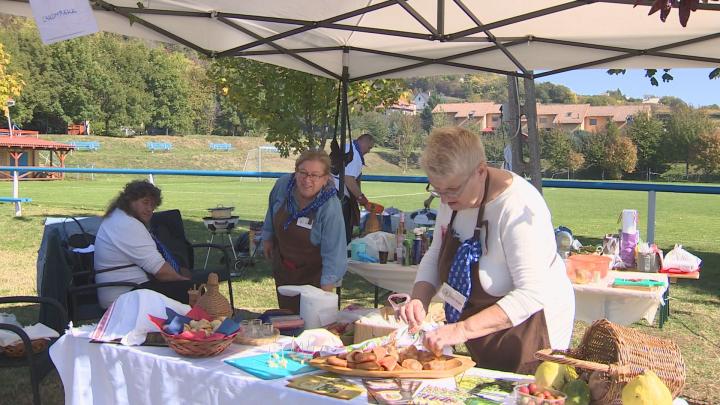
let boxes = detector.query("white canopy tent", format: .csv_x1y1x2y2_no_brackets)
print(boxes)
3,0,719,188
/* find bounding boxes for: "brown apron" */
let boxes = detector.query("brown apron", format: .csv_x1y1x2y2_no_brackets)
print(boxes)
272,200,323,314
347,174,362,228
437,175,551,375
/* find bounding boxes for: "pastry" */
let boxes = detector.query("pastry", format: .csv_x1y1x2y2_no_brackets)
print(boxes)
326,355,348,368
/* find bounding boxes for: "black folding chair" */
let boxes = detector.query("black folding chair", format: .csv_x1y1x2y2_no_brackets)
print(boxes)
150,209,235,310
39,227,139,324
0,296,67,405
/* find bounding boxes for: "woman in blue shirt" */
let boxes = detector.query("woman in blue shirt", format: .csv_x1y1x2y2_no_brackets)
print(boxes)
262,150,347,313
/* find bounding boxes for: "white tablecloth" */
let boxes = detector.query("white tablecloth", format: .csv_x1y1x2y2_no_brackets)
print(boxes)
347,262,668,326
346,260,418,295
50,334,364,405
50,332,536,405
573,271,668,326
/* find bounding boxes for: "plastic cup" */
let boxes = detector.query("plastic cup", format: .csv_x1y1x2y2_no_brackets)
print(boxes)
263,322,274,337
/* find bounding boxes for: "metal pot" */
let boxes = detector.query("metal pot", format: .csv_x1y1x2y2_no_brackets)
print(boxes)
208,205,234,219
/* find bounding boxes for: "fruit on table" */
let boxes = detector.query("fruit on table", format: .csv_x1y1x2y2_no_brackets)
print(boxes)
621,370,672,405
516,383,566,404
535,361,577,390
563,379,590,405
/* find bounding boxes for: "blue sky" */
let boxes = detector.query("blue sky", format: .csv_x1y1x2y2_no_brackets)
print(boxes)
537,68,720,107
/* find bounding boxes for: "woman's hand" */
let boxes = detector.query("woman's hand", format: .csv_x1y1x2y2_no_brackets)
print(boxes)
263,240,273,259
396,299,427,333
423,322,469,357
320,284,335,292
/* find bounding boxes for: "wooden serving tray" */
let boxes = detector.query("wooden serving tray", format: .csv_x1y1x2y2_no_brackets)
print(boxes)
309,354,475,379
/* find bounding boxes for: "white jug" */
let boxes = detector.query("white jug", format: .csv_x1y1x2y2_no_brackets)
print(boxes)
277,285,338,329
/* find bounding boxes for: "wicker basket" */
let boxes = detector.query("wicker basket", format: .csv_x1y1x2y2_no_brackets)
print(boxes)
162,332,237,357
1,339,49,358
195,273,233,319
535,319,685,405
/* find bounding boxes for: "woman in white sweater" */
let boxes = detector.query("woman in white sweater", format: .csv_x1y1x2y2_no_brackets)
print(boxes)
398,127,574,374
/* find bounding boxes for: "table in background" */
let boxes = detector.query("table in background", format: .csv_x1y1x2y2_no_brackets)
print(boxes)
573,271,668,326
347,261,669,327
346,260,417,307
659,271,700,328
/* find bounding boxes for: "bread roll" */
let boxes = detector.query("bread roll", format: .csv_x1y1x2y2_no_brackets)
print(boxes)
326,356,348,368
401,358,423,371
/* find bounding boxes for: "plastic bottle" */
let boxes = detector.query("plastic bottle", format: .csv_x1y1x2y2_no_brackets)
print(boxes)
396,213,406,246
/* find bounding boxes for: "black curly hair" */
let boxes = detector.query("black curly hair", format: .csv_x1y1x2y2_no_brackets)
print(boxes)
105,180,162,217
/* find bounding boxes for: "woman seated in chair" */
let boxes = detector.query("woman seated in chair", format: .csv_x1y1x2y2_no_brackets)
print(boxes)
262,150,347,314
95,180,197,308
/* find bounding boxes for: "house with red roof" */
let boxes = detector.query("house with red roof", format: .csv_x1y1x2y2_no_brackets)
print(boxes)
0,136,74,180
433,102,653,133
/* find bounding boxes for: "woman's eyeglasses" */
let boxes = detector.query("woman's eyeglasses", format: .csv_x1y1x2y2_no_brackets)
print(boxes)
296,171,327,182
425,171,477,198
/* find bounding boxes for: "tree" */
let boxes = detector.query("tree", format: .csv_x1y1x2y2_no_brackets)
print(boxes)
209,58,405,156
0,43,24,121
626,113,665,173
579,122,637,179
395,114,422,172
534,82,577,104
692,129,720,175
605,135,638,179
568,151,585,176
352,111,391,147
541,129,574,172
663,106,716,177
659,96,688,109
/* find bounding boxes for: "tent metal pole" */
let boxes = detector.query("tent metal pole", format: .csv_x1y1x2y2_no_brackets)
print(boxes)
647,190,657,244
437,0,445,36
338,49,350,199
218,0,399,56
523,73,543,193
446,1,588,40
452,0,529,75
218,17,341,80
506,76,524,176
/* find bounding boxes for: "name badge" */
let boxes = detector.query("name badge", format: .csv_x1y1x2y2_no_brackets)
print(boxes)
438,282,467,312
296,217,313,229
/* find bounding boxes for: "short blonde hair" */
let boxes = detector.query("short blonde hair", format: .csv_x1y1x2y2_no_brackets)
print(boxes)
295,149,332,175
420,127,487,178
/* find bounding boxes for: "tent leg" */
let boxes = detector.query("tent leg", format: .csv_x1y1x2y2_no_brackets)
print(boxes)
337,49,350,198
523,73,543,193
506,76,524,175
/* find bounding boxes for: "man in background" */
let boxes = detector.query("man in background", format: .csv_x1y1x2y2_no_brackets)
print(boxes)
334,133,374,244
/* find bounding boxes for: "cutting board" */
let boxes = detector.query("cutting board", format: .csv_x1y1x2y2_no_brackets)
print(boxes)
225,351,315,380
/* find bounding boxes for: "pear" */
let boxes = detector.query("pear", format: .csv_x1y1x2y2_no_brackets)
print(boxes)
621,370,673,405
535,361,576,390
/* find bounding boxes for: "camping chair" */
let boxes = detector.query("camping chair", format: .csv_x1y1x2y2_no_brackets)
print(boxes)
150,209,235,311
38,227,140,324
0,296,67,405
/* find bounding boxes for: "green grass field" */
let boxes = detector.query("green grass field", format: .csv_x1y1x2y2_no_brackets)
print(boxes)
0,137,718,404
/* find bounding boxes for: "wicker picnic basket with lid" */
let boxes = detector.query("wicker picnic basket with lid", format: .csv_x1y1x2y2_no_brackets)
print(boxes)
535,319,685,405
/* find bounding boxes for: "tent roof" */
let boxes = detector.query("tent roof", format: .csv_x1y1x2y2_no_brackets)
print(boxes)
3,1,720,81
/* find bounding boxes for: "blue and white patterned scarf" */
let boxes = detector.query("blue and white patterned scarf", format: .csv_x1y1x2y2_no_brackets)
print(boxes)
282,174,337,230
445,237,482,323
150,233,181,274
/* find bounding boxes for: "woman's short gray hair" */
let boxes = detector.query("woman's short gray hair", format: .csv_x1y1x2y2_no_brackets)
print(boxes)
420,126,487,178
